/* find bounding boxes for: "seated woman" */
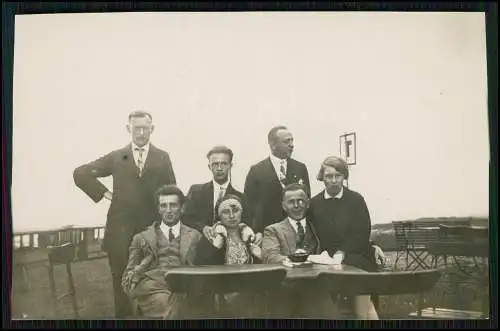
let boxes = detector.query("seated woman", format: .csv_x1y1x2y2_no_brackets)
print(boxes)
194,194,263,317
309,156,379,320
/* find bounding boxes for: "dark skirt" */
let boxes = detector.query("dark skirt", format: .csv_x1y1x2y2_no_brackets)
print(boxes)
343,252,378,272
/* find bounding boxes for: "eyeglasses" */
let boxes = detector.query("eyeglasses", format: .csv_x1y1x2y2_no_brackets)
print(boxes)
210,161,230,168
324,174,344,181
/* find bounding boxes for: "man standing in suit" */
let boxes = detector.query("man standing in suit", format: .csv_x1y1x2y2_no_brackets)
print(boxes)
261,183,338,318
244,126,310,232
73,111,176,318
183,145,250,240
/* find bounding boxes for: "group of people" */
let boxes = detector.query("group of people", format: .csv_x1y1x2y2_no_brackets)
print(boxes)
73,111,383,319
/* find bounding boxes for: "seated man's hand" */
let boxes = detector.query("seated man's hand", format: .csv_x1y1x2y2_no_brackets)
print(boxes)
122,272,138,296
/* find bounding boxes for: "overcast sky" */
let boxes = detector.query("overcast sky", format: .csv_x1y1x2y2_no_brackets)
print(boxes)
11,12,489,232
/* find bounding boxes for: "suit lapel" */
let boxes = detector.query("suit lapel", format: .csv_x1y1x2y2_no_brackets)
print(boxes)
122,144,140,177
265,157,283,189
278,219,297,254
142,223,159,256
141,144,157,177
179,224,194,264
307,221,321,254
205,182,215,220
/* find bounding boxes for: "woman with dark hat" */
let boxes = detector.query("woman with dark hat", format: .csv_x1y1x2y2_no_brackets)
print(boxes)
309,156,379,320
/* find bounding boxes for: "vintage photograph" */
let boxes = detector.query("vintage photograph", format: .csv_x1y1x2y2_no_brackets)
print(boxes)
11,11,490,320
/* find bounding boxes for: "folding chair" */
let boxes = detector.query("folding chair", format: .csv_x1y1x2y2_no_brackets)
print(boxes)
47,242,79,318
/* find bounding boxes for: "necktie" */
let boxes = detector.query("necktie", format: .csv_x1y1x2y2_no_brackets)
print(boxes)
296,221,305,248
217,187,225,202
279,160,287,186
136,148,145,177
168,228,175,242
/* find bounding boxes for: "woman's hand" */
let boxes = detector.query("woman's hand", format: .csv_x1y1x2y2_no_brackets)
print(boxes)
213,223,228,238
211,234,225,249
241,224,256,243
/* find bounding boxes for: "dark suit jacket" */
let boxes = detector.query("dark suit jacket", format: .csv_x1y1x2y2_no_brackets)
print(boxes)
73,143,176,253
244,157,310,232
183,181,250,233
262,218,321,264
309,187,376,271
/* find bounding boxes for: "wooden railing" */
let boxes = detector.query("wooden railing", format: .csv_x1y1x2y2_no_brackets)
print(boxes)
13,226,107,263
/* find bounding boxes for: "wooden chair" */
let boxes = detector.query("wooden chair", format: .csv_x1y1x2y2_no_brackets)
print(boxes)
47,242,79,318
164,264,288,318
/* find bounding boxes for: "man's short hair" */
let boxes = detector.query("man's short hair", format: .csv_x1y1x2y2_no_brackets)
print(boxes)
206,145,234,162
267,125,288,144
282,182,308,201
153,184,185,206
316,156,349,181
128,110,153,122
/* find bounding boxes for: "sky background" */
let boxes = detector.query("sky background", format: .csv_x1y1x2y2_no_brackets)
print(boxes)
11,12,490,232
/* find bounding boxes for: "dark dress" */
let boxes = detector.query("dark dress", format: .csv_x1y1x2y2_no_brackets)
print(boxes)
309,186,377,272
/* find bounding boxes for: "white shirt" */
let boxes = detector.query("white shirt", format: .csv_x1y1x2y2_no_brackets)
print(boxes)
324,186,344,200
213,179,229,207
160,221,180,241
131,142,150,169
270,154,287,182
288,217,307,234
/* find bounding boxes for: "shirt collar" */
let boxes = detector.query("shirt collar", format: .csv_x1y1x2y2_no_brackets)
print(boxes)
159,221,181,238
288,217,307,232
131,142,150,154
213,179,230,190
270,153,287,167
324,186,344,200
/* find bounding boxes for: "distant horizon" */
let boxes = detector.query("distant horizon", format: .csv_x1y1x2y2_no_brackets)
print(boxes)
12,214,489,234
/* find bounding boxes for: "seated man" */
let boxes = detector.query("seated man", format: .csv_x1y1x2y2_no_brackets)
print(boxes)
121,184,204,319
261,183,340,318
